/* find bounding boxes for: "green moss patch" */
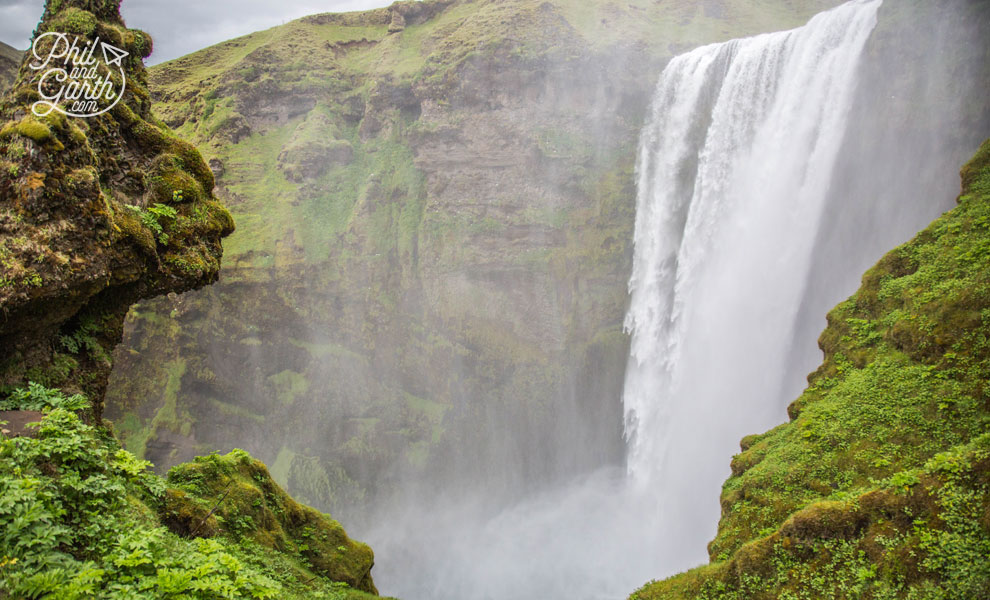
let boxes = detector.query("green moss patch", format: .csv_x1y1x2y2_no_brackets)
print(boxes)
165,449,378,594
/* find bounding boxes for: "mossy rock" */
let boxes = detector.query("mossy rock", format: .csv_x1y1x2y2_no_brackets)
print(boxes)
0,0,233,406
159,487,221,538
166,449,378,594
112,201,156,253
0,117,54,144
48,7,98,35
148,154,206,204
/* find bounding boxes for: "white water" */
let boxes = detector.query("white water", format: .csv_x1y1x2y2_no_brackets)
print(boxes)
365,2,884,598
623,0,881,556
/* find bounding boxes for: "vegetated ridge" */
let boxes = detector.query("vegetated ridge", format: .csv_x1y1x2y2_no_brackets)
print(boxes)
0,41,22,92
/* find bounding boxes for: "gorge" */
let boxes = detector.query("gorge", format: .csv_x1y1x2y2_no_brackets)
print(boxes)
1,0,988,598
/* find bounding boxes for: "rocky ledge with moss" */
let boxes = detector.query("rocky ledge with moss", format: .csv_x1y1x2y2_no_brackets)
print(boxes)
0,1,380,597
632,141,990,598
0,0,234,410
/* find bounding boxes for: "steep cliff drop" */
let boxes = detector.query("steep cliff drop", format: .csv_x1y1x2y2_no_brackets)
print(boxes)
623,0,881,571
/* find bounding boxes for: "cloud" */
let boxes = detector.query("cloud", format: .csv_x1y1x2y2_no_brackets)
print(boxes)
0,0,42,50
0,0,395,63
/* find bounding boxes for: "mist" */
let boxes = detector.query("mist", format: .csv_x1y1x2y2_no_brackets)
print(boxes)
356,2,990,597
104,0,990,598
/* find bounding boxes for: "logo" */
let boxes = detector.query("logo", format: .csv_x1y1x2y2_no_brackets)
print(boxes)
28,31,129,118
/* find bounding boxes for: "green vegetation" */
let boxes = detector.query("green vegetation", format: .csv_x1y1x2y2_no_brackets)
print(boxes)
0,41,20,92
49,6,97,35
0,118,52,143
0,384,379,599
58,315,113,366
0,382,87,411
632,141,990,598
127,203,178,246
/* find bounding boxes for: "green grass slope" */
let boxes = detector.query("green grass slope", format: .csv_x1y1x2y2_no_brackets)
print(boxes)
632,140,990,598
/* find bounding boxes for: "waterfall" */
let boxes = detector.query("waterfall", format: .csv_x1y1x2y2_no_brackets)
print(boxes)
622,0,881,555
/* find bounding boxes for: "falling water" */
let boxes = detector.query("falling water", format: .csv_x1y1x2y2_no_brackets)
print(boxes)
623,0,881,556
363,3,888,598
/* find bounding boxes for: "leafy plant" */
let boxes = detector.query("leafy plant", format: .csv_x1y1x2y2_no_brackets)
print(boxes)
127,202,178,245
57,316,111,365
0,391,373,599
0,407,280,599
0,381,88,411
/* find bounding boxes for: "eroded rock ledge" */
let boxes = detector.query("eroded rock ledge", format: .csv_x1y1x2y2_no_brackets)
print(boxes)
0,0,234,413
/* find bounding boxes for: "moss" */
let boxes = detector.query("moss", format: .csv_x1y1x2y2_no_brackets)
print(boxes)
169,138,216,193
48,7,98,35
114,202,156,253
159,487,220,538
165,449,378,594
67,122,88,145
129,120,172,153
127,28,154,59
1,117,53,143
148,154,207,204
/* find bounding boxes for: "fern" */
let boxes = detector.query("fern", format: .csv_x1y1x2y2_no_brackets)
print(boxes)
57,316,111,364
0,382,89,412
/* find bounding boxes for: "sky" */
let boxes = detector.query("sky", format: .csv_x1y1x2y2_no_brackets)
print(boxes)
0,0,396,64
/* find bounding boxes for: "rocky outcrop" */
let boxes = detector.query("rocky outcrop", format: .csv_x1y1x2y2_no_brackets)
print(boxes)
0,0,233,413
163,449,379,594
0,2,380,597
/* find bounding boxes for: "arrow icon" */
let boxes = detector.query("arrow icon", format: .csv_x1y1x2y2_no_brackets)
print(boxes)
101,41,129,66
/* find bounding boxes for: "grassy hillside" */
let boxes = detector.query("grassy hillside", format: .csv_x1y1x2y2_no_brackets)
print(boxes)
0,41,20,92
632,140,990,598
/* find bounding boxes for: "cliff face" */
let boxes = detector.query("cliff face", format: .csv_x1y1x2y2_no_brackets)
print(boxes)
632,140,990,598
0,0,233,414
0,41,21,92
104,0,839,516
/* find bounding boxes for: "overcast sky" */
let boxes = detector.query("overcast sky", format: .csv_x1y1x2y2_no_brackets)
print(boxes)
0,0,396,64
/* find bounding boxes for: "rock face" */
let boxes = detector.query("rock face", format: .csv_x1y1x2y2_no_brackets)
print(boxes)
105,0,840,518
0,0,233,413
0,41,21,92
